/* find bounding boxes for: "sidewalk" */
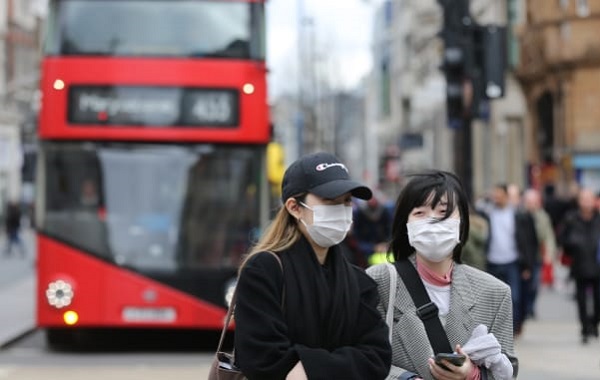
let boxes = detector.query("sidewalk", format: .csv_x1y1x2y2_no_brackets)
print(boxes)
0,228,36,348
1,229,599,379
515,267,600,379
0,275,35,347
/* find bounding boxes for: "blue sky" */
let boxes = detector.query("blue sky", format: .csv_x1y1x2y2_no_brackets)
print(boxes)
266,0,377,98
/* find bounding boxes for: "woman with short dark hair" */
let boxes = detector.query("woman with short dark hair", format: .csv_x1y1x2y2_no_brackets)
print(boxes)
368,171,517,380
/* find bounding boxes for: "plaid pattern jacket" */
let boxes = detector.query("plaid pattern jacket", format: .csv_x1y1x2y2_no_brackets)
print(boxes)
367,258,518,380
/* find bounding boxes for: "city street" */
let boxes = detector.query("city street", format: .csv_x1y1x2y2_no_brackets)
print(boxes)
0,0,599,379
514,271,600,380
1,232,598,379
0,227,36,348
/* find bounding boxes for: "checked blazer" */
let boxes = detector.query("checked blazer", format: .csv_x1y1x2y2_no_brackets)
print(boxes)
367,257,518,380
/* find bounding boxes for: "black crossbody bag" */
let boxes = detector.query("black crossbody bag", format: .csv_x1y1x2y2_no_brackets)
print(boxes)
394,260,453,354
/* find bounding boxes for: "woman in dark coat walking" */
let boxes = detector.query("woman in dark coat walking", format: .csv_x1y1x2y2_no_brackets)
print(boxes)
233,152,391,380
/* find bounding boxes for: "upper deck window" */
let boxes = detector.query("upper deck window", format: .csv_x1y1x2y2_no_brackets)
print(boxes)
45,0,265,60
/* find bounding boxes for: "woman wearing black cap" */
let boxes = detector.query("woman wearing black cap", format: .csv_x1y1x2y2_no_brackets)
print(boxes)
233,152,392,380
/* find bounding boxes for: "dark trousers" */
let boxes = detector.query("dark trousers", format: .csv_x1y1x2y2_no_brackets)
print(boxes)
522,264,541,319
575,278,600,337
4,230,25,256
487,261,521,333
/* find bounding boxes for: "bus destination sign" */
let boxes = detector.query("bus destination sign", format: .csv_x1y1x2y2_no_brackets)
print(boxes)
68,86,239,127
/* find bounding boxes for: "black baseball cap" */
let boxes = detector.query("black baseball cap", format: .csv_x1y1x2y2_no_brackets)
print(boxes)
281,152,372,202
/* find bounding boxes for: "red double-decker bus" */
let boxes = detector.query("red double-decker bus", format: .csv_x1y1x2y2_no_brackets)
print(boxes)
35,0,269,346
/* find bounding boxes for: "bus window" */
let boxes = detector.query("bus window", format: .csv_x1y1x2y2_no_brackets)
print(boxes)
45,0,265,60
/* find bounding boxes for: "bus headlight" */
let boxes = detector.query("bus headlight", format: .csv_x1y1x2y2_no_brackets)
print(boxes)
53,79,65,90
242,83,255,95
224,279,237,308
46,280,74,309
63,310,79,325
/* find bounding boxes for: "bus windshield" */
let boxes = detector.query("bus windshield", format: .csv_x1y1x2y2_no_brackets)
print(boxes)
45,0,265,59
38,143,263,272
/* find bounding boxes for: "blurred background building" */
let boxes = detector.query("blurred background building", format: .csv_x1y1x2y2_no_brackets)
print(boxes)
8,0,597,210
365,0,529,199
470,0,528,198
516,0,600,195
366,0,452,197
0,0,45,219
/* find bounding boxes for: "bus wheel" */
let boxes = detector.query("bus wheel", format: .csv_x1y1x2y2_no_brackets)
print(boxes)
46,328,79,349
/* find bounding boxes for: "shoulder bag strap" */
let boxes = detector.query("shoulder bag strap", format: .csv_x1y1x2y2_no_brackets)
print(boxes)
394,260,453,354
385,263,397,344
215,252,284,356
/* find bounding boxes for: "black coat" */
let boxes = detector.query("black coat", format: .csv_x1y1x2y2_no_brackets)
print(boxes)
5,204,21,234
515,210,540,270
559,211,600,280
233,246,391,380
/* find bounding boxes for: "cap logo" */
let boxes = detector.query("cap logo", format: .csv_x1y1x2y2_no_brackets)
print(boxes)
315,162,348,172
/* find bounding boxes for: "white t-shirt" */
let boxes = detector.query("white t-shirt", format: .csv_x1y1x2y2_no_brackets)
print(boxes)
423,281,451,326
487,206,519,264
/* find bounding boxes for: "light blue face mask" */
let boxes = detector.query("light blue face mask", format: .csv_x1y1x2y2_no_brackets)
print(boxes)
300,202,353,248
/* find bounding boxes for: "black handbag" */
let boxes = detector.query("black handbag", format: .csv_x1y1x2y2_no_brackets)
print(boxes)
207,288,246,380
208,252,283,380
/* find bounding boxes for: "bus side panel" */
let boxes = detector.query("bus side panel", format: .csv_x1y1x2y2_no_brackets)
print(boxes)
37,235,227,329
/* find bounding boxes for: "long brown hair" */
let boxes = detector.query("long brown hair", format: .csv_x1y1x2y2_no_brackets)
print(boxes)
239,198,304,272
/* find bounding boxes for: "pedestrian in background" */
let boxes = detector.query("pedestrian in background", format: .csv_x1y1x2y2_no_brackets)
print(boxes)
461,207,489,271
3,201,25,258
352,190,392,266
507,183,521,207
233,152,391,380
481,184,538,336
558,188,600,344
368,171,516,380
523,188,557,317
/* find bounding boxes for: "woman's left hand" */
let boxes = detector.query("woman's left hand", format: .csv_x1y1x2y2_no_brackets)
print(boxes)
428,345,474,380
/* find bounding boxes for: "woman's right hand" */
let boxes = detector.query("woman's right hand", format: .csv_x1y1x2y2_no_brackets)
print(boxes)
286,361,308,380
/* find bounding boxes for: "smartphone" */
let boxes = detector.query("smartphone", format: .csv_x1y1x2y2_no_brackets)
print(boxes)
434,353,466,370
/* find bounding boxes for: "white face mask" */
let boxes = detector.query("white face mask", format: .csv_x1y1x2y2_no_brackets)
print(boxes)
406,218,460,262
300,202,353,248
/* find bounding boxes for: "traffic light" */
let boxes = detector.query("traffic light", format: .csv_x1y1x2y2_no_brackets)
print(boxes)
481,25,507,99
443,45,467,122
438,0,471,126
438,3,507,123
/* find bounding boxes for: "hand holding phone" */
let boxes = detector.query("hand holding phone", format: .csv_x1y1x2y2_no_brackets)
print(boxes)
434,352,466,370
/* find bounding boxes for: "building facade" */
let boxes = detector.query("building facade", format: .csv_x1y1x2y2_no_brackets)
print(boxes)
367,0,529,199
516,0,600,194
366,0,454,197
0,0,44,218
470,0,529,198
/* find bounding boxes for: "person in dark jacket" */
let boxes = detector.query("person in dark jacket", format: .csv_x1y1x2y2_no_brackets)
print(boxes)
234,152,392,380
352,191,392,265
559,188,600,344
4,201,25,257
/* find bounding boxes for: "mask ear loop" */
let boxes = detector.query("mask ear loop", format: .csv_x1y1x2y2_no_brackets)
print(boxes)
283,196,306,221
294,199,311,225
298,201,313,211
